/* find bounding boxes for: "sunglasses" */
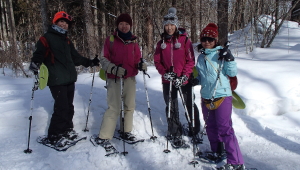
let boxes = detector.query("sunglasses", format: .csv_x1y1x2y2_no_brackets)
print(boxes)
200,37,215,43
60,13,72,21
164,17,175,21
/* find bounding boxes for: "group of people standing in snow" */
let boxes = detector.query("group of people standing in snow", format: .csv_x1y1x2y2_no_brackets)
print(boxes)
29,7,245,170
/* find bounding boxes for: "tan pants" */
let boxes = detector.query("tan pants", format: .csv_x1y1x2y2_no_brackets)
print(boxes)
99,77,136,139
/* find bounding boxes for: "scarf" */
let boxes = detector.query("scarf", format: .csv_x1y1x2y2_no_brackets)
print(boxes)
52,24,68,34
117,29,132,41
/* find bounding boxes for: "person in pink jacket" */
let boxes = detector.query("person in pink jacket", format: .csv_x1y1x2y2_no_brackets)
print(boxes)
154,7,200,148
92,13,147,149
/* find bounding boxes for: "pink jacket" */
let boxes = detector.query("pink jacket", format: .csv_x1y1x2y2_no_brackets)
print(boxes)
154,29,195,84
103,31,141,79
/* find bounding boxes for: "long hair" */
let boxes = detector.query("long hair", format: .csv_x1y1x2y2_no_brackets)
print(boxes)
161,27,179,41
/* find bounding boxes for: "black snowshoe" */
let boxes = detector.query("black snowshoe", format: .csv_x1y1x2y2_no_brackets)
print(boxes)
216,164,258,170
90,134,119,157
165,135,190,149
113,130,145,144
197,151,227,164
37,134,86,151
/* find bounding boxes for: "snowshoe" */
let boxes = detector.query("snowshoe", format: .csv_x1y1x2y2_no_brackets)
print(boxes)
165,135,190,149
90,134,119,157
37,135,86,151
197,151,227,164
217,164,246,170
182,123,203,144
63,129,78,141
113,131,145,144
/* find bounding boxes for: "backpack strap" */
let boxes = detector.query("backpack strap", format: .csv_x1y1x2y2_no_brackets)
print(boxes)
39,36,55,64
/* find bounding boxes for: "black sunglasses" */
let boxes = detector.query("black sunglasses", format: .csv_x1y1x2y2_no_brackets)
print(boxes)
164,17,175,21
200,37,215,43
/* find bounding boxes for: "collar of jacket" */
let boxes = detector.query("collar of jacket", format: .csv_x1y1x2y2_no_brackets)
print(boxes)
203,46,222,55
114,30,137,44
47,25,68,37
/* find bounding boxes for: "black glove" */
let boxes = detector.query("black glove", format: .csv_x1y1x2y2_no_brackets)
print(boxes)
164,72,176,81
219,48,234,62
138,61,147,71
190,78,199,86
91,56,100,67
29,62,40,75
174,75,188,88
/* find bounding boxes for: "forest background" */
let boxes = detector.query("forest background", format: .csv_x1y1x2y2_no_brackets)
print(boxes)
1,0,300,77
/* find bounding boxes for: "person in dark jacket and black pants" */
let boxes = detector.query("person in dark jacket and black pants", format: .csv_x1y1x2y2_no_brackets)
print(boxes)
29,11,100,147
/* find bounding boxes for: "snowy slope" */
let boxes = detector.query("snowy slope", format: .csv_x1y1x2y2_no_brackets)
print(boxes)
1,19,300,170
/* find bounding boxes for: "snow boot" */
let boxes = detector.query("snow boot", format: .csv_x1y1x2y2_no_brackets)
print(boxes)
119,131,137,141
217,164,246,170
64,129,78,140
48,134,68,147
197,151,227,163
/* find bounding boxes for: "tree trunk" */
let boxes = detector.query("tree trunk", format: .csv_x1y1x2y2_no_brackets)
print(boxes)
40,0,48,33
217,0,229,46
291,0,300,23
83,0,98,58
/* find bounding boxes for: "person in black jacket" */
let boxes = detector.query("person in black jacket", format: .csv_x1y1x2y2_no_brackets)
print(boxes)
29,11,100,147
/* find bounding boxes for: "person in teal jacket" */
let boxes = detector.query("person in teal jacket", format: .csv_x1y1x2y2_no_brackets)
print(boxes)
29,11,99,148
195,23,245,170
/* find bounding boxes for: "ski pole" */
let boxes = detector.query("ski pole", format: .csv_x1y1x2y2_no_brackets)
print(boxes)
189,85,199,166
83,57,97,132
120,75,128,156
140,58,157,141
163,66,173,153
24,74,39,154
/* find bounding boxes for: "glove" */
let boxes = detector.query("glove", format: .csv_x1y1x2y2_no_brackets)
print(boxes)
219,48,234,61
164,72,176,81
138,61,147,72
91,56,100,67
107,63,127,77
173,75,188,88
190,78,199,86
29,62,40,75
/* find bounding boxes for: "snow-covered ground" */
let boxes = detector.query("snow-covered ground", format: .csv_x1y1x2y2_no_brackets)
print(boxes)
1,19,300,170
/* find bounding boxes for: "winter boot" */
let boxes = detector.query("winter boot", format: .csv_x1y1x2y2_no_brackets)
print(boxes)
218,164,246,170
94,137,114,150
172,136,185,147
119,131,137,141
191,133,203,144
64,129,78,140
48,134,68,147
198,151,227,163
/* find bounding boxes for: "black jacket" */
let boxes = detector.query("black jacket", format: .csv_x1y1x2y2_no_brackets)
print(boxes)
32,26,91,86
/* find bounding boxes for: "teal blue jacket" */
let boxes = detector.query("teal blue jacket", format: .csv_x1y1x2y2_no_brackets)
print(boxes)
195,46,237,99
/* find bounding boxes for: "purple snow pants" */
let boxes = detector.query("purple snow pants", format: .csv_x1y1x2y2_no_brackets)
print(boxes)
201,96,244,165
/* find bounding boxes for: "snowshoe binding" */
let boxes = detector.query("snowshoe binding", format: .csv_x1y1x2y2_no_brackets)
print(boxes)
197,151,227,164
90,134,119,157
166,135,190,149
113,130,145,144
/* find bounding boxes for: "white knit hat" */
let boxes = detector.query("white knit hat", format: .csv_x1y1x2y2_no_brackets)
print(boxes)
162,7,179,29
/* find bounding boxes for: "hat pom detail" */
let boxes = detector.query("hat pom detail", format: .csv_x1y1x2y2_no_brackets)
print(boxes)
168,7,177,15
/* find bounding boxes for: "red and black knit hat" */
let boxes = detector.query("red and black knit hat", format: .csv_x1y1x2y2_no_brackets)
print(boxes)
200,23,218,39
52,11,72,24
116,13,132,27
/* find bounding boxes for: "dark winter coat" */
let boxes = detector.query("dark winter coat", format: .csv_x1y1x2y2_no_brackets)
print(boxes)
154,28,195,84
31,26,91,86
